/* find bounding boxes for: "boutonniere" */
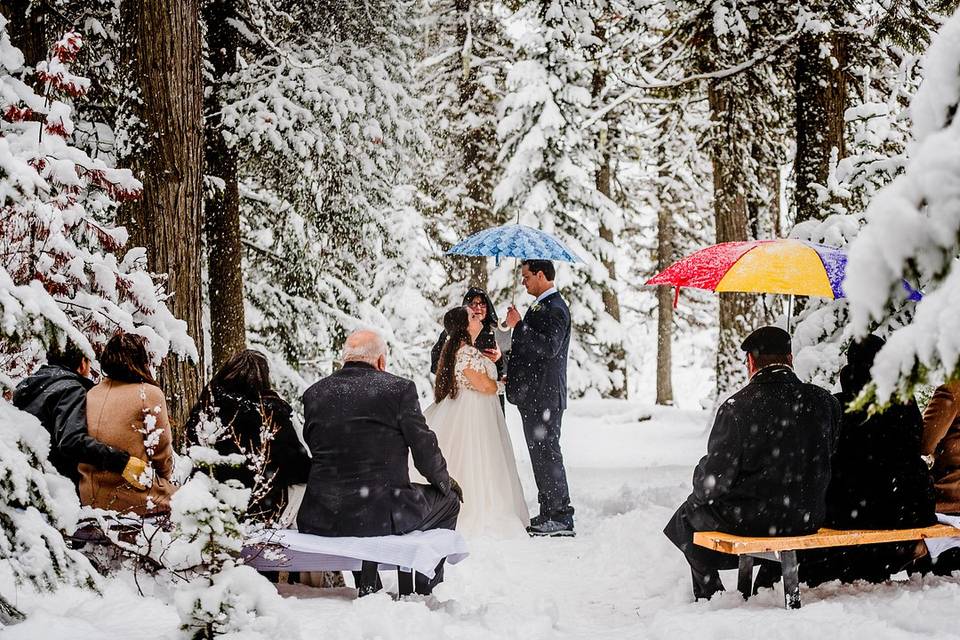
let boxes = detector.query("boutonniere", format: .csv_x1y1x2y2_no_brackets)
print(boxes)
530,303,543,313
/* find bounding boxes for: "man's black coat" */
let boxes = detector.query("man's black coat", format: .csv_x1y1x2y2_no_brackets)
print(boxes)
297,362,452,537
13,364,129,483
673,365,841,539
505,291,571,411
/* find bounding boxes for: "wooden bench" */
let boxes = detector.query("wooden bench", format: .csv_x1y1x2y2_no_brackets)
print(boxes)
694,524,960,609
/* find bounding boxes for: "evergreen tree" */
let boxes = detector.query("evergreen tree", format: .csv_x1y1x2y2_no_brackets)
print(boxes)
494,0,626,398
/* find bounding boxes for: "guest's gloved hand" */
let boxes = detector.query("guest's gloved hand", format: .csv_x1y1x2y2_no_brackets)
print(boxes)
450,478,464,503
121,456,148,490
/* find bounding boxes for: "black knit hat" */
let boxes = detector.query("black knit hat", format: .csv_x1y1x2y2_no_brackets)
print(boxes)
740,326,792,356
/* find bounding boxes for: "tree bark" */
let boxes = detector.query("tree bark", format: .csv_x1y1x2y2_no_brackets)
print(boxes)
0,0,46,70
655,136,674,406
457,0,490,291
709,82,754,395
204,0,247,371
123,0,205,433
794,22,847,225
591,23,627,399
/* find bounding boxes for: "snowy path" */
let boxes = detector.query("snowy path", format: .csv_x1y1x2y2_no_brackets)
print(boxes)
7,400,960,639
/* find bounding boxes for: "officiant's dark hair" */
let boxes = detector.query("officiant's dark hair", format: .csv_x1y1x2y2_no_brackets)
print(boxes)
522,259,555,281
435,306,471,403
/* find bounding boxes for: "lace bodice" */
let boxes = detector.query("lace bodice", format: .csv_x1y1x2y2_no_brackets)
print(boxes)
455,345,497,391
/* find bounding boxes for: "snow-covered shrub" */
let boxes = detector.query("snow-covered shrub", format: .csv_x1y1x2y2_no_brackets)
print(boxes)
845,9,960,403
0,17,194,388
0,401,99,622
174,564,296,640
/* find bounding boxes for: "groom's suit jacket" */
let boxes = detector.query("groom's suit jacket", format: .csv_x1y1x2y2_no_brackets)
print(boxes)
506,291,571,412
297,362,452,537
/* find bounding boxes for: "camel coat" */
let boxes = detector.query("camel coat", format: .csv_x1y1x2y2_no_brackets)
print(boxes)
921,381,960,513
80,380,176,516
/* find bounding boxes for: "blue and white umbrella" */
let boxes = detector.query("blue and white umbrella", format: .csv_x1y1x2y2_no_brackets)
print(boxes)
446,223,582,265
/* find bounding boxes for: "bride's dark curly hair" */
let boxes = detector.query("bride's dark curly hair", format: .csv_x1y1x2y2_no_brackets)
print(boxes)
435,306,471,403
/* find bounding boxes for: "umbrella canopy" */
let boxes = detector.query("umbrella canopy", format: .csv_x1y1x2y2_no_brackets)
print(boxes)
446,223,582,264
647,239,847,300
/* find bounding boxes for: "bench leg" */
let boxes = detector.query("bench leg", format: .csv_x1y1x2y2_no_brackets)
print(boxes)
780,551,801,610
737,556,754,600
398,569,414,597
356,561,381,597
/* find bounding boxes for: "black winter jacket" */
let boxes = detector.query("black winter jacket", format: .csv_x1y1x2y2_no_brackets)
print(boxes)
298,362,451,537
684,366,841,537
186,388,311,521
13,364,130,484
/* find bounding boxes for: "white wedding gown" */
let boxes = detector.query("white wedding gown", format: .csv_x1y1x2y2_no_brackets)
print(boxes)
422,345,529,538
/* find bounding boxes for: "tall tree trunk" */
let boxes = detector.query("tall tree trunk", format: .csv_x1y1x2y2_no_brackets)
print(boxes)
123,0,205,432
457,0,490,291
591,24,627,399
795,22,847,225
0,0,45,69
655,137,674,406
204,0,247,371
709,83,754,396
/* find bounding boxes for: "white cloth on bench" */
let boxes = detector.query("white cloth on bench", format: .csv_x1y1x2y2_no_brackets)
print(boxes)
923,514,960,560
243,528,468,579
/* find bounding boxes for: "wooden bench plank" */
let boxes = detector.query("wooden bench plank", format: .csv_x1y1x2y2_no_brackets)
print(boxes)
694,524,960,555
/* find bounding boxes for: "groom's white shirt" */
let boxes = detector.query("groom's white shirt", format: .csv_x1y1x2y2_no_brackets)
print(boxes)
534,287,558,305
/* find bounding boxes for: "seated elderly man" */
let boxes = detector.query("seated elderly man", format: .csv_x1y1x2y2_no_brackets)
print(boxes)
663,326,841,601
297,329,462,594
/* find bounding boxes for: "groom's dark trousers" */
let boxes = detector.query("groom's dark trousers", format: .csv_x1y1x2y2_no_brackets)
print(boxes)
507,290,574,526
519,406,573,524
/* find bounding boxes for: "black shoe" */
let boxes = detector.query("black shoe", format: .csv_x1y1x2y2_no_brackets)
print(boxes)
529,514,549,527
527,520,575,537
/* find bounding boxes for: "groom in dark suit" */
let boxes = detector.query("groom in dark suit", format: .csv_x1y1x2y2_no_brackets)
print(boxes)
505,259,575,536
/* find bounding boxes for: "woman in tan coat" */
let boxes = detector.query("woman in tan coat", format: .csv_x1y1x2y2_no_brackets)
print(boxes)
80,333,177,516
921,381,960,514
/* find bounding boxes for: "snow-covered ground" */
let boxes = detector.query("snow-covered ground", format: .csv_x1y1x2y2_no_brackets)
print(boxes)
6,399,960,640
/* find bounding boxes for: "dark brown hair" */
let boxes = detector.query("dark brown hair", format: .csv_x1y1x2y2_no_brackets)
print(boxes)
46,341,86,371
434,306,471,403
750,353,792,370
522,259,555,281
100,332,159,387
198,349,275,408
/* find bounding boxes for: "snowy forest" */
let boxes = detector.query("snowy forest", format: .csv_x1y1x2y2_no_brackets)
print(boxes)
5,0,960,637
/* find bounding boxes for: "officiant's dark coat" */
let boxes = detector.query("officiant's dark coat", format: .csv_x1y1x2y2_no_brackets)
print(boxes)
297,362,453,537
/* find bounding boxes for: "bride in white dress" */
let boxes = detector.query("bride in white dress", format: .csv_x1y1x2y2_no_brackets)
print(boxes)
423,306,529,538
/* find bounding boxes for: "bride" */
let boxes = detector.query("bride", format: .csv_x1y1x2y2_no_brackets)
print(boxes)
424,306,529,538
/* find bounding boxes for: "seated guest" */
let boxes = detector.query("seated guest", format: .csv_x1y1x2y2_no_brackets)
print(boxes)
80,333,176,516
663,326,840,600
14,342,147,489
802,335,935,586
297,330,462,595
921,380,960,513
185,349,311,522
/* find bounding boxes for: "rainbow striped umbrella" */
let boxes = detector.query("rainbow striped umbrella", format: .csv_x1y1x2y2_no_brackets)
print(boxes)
646,239,849,304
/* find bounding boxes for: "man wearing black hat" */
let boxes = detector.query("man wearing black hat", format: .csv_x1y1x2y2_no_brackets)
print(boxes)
663,326,841,601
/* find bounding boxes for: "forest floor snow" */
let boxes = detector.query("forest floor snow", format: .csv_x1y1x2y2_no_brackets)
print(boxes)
6,399,960,640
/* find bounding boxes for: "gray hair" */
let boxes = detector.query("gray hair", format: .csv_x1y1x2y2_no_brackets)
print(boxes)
341,329,388,366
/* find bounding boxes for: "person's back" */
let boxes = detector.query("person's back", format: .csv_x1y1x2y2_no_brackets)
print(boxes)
15,363,96,482
664,326,840,600
185,349,311,521
79,333,176,516
13,344,136,486
297,330,456,541
698,365,839,536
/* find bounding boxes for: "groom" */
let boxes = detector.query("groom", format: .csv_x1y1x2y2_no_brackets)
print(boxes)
505,259,575,537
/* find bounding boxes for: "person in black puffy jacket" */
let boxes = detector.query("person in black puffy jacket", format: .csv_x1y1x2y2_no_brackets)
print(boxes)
14,342,145,488
186,349,311,522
